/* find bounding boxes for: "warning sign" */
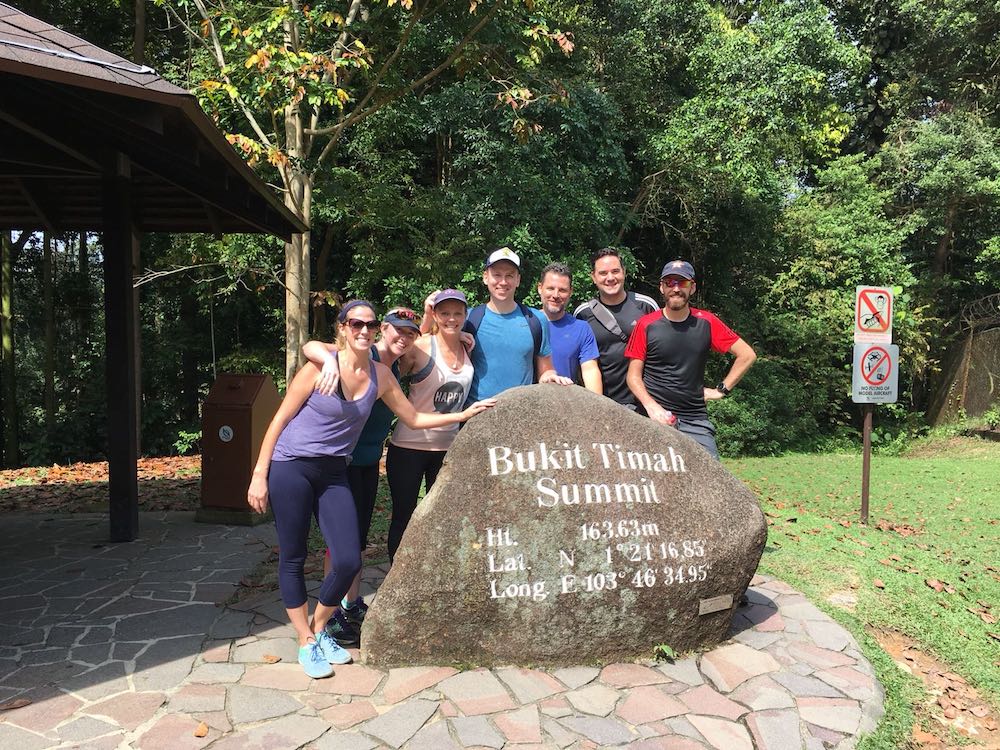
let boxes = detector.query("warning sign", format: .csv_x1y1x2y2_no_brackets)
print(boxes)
852,343,898,403
855,286,893,343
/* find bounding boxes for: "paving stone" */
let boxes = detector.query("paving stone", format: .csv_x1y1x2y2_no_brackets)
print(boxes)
113,641,146,661
677,684,747,720
227,684,303,725
772,671,847,698
132,635,203,692
700,643,780,692
779,600,828,621
786,641,860,672
687,715,753,750
627,738,707,750
541,715,579,748
70,642,113,665
381,666,458,704
2,690,83,732
815,666,879,700
804,619,854,652
656,657,703,686
115,604,219,641
558,715,633,745
207,715,329,750
731,630,782,650
438,670,516,716
168,682,227,712
496,667,566,703
15,648,66,666
57,714,119,741
87,691,167,731
599,663,668,688
199,641,231,663
210,610,253,639
807,721,847,745
232,637,299,664
663,716,707,741
311,663,384,696
0,722,54,750
565,682,620,716
615,685,687,724
310,730,380,749
241,663,313,691
3,659,90,688
195,710,232,733
319,699,378,729
359,697,438,748
408,718,461,750
187,662,245,683
746,708,803,750
552,666,599,689
451,716,505,748
726,675,795,711
797,696,862,734
61,661,130,700
495,705,542,743
134,712,219,750
540,695,572,718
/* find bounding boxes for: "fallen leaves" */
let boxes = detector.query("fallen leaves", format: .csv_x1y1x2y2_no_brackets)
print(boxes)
262,654,281,664
0,698,32,711
194,721,209,738
873,578,886,589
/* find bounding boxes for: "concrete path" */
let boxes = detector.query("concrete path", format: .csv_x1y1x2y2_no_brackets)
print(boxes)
0,512,884,749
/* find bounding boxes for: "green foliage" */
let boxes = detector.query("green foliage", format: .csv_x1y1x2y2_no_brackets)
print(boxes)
173,430,202,456
981,406,1000,430
652,643,677,662
709,358,822,456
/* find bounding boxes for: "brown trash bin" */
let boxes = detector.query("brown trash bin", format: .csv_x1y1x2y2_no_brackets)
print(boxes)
197,373,281,525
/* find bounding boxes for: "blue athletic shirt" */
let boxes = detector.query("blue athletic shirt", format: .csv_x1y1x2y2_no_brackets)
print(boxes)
467,306,551,401
548,314,599,381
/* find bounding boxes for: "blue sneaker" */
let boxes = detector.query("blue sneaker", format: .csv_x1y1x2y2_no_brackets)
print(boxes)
298,641,334,678
316,630,353,665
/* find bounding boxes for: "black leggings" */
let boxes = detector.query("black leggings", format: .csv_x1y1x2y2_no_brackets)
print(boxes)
385,444,445,563
268,457,361,608
347,462,379,549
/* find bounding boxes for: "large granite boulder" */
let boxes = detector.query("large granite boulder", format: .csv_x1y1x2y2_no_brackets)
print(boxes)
362,385,766,667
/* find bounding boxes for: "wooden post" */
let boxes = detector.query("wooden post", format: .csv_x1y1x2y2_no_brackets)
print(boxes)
861,404,873,525
102,153,140,542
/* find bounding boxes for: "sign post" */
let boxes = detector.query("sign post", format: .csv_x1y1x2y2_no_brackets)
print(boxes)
853,286,897,525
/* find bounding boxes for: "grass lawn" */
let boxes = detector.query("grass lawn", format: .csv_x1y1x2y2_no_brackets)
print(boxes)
726,436,1000,749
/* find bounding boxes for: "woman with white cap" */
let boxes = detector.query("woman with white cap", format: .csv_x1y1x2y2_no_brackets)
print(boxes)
386,289,475,563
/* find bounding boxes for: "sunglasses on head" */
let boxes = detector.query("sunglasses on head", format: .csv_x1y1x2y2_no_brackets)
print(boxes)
389,308,419,321
662,277,693,289
346,318,381,332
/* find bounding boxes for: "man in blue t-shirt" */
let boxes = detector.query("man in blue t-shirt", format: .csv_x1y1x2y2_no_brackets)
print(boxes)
464,248,573,402
537,262,602,394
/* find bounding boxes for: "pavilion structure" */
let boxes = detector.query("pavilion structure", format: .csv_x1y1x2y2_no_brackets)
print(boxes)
0,2,306,541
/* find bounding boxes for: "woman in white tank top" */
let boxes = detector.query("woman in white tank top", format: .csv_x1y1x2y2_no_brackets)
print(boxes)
385,290,474,563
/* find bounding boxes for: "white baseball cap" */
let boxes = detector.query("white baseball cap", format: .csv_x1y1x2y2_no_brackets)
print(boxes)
484,246,521,269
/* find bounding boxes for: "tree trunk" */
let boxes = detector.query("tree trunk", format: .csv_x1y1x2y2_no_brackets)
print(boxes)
43,232,55,440
133,0,147,66
179,287,199,425
1,233,18,466
79,232,91,341
283,94,312,382
312,227,334,338
933,204,957,278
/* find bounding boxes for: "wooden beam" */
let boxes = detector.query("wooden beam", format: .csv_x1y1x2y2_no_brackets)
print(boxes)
13,177,59,233
102,153,139,543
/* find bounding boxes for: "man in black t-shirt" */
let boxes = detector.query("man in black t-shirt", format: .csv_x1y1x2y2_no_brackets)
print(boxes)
574,248,658,412
625,260,757,459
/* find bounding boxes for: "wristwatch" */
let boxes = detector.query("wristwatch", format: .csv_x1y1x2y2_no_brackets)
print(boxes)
716,381,731,396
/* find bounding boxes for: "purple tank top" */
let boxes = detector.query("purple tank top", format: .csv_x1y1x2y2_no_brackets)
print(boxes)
272,359,379,460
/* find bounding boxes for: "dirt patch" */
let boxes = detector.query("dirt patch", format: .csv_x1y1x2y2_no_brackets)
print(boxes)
0,456,201,513
873,628,1000,748
904,436,1000,460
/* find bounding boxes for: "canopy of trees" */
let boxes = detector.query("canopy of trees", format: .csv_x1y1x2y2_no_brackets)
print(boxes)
3,0,999,465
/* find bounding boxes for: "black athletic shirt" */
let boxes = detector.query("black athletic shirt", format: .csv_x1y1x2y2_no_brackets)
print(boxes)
574,291,658,409
625,308,739,420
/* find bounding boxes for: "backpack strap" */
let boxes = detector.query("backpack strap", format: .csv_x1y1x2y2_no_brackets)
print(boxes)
586,299,629,343
517,303,543,359
464,304,487,336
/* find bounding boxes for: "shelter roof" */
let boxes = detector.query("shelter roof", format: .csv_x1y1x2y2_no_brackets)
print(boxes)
0,2,306,239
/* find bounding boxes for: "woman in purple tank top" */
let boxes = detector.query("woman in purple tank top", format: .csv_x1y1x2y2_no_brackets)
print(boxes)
246,301,495,679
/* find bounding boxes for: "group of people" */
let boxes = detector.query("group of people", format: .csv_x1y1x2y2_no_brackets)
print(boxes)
247,246,756,678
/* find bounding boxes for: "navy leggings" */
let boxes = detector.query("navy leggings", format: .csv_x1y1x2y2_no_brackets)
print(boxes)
347,462,379,550
386,444,445,563
268,457,361,608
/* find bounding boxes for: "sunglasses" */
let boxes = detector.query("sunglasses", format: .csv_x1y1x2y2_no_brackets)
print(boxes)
346,318,381,332
662,277,693,289
389,308,419,321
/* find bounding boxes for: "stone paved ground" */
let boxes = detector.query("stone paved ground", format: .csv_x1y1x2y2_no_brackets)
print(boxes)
0,512,884,749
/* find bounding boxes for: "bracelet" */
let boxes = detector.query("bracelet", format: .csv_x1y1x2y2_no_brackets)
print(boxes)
716,381,731,396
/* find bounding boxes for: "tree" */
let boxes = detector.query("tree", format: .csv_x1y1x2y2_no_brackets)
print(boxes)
156,0,568,379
